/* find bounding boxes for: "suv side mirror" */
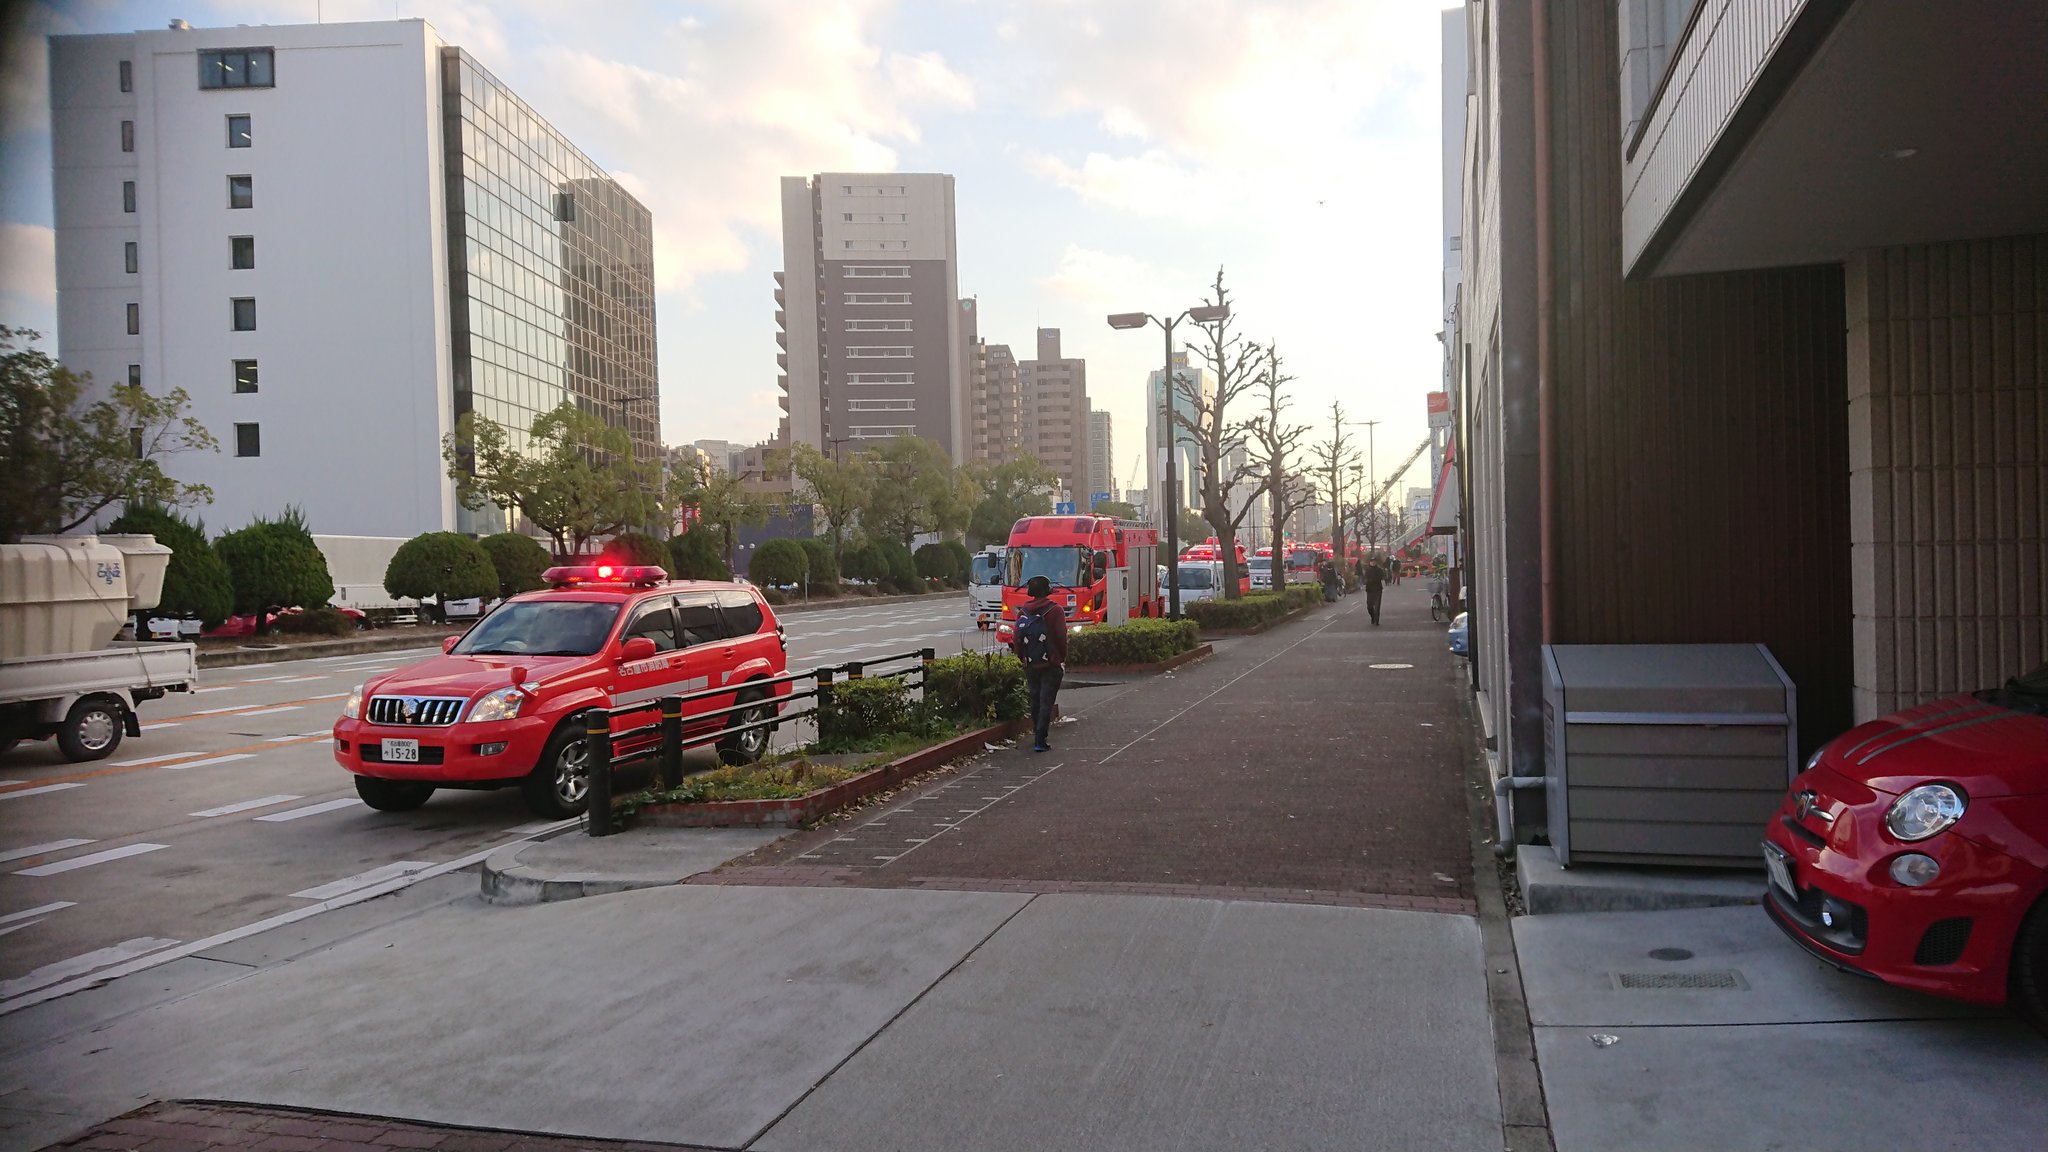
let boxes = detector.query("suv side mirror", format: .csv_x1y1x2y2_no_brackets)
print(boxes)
620,636,657,662
442,636,460,654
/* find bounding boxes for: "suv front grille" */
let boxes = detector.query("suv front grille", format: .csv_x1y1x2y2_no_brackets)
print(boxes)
367,696,467,726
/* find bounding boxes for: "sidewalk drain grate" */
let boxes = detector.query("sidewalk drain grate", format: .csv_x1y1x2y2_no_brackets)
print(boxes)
1610,970,1749,991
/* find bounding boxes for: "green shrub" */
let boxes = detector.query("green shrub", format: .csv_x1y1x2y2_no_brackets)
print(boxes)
105,503,234,628
272,606,355,636
914,542,957,582
215,514,334,627
1285,585,1324,612
750,538,808,586
878,540,921,594
762,587,788,606
799,538,839,586
384,532,497,615
817,675,915,750
943,540,971,582
841,540,888,584
667,527,730,580
1067,618,1199,666
1185,592,1294,630
923,651,1028,725
623,760,859,808
605,531,674,576
479,532,552,595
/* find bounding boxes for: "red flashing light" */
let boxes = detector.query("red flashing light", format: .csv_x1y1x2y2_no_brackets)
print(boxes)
541,564,668,588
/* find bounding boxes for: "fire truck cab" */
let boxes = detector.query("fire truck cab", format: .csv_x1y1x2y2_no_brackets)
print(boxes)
1000,515,1160,629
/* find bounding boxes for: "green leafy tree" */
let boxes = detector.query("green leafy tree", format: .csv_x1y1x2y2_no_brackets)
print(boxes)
104,502,233,628
603,530,674,576
672,460,771,571
443,402,662,559
214,511,335,635
478,532,551,596
877,539,921,594
915,542,963,584
1092,499,1140,520
943,539,971,581
1176,509,1211,547
384,532,497,621
799,537,839,586
749,538,808,586
841,538,888,584
788,443,872,553
867,436,976,546
966,456,1057,548
1,327,217,542
667,526,730,580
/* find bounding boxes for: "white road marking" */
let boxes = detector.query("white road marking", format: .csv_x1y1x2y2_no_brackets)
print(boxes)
234,706,303,717
265,732,329,742
0,782,87,801
253,798,361,822
290,861,435,900
112,750,211,767
165,753,257,771
305,693,350,701
189,686,234,695
0,839,95,865
0,902,76,926
0,937,180,1000
236,674,295,683
192,704,255,715
190,794,301,818
139,722,181,732
14,843,169,876
506,821,561,835
274,676,329,683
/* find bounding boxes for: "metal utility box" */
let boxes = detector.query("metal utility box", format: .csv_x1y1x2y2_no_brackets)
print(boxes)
1542,643,1797,868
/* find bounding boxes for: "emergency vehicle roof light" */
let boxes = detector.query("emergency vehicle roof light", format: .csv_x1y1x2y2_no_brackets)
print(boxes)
541,564,668,588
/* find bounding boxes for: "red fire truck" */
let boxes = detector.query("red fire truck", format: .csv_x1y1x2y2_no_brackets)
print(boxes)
999,515,1161,629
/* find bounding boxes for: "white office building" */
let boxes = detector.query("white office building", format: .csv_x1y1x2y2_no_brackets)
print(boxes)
49,19,657,540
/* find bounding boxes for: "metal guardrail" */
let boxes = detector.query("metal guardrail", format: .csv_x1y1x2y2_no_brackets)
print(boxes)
583,646,937,836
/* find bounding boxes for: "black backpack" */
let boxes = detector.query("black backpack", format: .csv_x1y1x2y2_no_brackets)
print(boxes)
1014,608,1052,665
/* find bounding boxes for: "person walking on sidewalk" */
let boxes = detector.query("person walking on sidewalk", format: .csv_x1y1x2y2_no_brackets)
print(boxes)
1010,574,1068,752
1364,555,1387,626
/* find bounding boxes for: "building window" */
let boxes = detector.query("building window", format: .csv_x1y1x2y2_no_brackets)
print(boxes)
199,49,274,90
847,398,914,412
120,120,134,152
845,293,912,305
847,319,912,331
843,265,909,278
846,372,914,385
849,425,917,439
228,175,252,208
126,302,139,335
231,297,256,331
230,235,254,268
123,180,136,212
234,423,260,457
119,60,132,92
124,241,138,273
233,359,258,393
127,364,141,388
227,114,251,147
846,346,912,358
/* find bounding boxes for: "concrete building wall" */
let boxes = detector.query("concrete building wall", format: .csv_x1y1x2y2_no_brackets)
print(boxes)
1844,235,2048,720
777,178,823,450
1144,352,1212,533
1087,408,1113,509
1017,328,1087,499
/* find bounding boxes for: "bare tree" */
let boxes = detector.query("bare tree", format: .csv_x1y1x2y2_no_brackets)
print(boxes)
1173,269,1268,599
1306,401,1363,563
1245,342,1313,587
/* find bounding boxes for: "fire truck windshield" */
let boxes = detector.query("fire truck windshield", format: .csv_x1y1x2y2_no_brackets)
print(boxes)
1006,546,1087,589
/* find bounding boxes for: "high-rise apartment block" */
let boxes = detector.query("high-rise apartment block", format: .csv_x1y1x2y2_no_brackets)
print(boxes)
1145,351,1214,531
777,173,964,459
1086,409,1113,509
1014,328,1088,499
49,20,657,539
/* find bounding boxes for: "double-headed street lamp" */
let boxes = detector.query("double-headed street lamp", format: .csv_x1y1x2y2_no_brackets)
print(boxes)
1108,302,1230,619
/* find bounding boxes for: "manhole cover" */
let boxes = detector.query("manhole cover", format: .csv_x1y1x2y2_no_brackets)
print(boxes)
1368,663,1413,670
1610,970,1749,991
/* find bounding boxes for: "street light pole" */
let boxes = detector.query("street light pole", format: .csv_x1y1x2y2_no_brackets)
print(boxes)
1109,302,1229,620
1362,419,1380,556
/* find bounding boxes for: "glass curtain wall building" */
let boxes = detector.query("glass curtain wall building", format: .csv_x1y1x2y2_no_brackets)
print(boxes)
440,49,658,534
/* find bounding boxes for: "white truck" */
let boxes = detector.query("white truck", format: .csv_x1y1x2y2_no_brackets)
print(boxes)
969,546,1007,629
1,535,197,762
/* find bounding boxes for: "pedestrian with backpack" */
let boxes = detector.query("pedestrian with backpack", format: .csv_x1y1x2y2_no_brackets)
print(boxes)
1009,574,1068,752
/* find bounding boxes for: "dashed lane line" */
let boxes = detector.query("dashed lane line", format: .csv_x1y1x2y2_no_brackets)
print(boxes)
0,782,86,801
0,734,324,793
253,798,361,822
13,842,169,877
164,753,258,771
0,839,95,865
0,902,75,926
189,794,301,818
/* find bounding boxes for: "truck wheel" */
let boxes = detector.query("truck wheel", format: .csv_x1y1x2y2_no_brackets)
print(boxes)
57,696,125,762
522,720,591,818
354,776,434,812
718,689,773,766
2012,896,2048,1037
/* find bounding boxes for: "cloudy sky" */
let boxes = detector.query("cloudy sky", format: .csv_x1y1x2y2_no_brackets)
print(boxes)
1,0,1456,500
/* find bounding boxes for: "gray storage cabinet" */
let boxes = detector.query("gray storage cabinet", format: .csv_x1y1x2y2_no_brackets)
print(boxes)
1542,644,1797,868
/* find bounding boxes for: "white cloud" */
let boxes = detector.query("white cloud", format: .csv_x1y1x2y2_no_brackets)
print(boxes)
888,51,975,110
0,222,55,303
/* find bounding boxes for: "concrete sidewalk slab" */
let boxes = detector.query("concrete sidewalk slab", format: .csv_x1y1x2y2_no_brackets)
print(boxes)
0,886,1028,1152
481,826,783,904
759,894,1499,1152
1514,905,1996,1027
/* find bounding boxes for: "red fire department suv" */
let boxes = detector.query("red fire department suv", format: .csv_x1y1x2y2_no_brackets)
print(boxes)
333,564,789,818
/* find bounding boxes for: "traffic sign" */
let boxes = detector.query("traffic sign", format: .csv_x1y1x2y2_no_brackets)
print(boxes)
1054,502,1076,515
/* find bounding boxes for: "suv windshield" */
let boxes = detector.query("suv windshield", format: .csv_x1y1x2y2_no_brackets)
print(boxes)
1007,545,1086,589
453,601,622,657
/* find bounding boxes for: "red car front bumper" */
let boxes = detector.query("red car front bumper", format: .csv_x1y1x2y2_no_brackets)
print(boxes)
333,715,553,786
1761,766,2039,1005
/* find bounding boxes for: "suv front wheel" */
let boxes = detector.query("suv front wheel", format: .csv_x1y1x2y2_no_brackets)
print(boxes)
523,719,592,818
717,689,774,766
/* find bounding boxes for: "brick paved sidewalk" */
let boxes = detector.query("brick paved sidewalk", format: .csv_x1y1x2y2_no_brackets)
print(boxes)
40,1102,718,1152
712,583,1477,911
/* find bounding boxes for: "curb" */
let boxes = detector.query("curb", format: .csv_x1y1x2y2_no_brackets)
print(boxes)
480,847,672,906
1066,643,1214,676
196,629,462,669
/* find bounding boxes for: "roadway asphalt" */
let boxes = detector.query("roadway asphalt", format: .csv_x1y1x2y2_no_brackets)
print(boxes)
0,594,980,1006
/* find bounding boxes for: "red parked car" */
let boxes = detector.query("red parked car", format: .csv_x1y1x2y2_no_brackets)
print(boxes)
332,565,788,818
1762,664,2048,1028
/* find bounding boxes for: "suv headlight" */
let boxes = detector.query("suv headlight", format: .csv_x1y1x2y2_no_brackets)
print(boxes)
466,686,526,724
342,684,364,719
1885,783,1967,841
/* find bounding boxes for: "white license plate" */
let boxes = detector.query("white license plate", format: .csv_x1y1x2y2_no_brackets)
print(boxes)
1762,842,1796,897
381,738,420,763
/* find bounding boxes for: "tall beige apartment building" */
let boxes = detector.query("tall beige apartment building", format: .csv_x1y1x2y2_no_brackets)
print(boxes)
966,325,1090,501
777,173,965,459
1086,409,1113,509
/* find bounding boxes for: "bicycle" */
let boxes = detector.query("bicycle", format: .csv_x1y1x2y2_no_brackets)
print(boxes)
1429,580,1449,622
